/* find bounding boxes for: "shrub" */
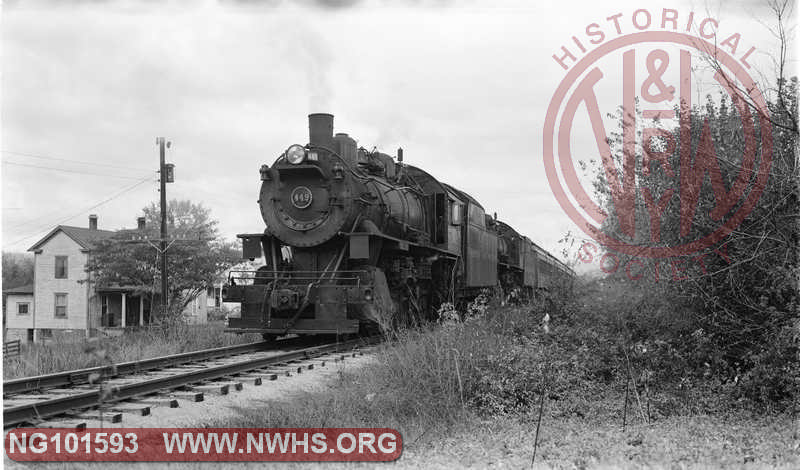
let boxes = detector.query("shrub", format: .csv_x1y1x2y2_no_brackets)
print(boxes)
561,275,798,413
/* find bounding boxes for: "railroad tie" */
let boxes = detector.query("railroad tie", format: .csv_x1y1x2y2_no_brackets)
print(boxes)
38,419,87,430
135,398,180,408
239,371,280,381
212,381,245,392
107,403,151,416
171,391,205,402
2,396,53,407
190,383,231,396
68,411,123,424
39,387,94,396
233,375,263,386
271,364,304,374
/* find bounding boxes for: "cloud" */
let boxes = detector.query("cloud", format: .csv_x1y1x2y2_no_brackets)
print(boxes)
276,25,335,111
303,0,362,8
2,0,788,261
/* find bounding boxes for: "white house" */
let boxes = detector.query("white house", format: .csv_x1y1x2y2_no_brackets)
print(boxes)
3,284,34,343
17,215,208,342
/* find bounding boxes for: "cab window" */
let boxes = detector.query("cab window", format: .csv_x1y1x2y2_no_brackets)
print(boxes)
468,205,485,228
450,201,463,225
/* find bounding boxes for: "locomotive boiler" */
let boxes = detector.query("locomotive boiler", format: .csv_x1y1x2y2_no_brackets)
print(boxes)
223,114,573,338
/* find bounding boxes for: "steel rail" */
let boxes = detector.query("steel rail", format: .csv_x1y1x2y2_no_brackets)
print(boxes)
4,337,378,427
3,336,312,395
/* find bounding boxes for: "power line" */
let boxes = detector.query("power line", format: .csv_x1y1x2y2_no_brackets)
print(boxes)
4,176,155,249
5,199,100,231
5,207,76,231
1,150,151,171
2,161,153,180
5,176,154,248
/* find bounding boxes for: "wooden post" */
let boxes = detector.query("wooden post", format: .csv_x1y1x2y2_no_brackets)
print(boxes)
157,137,170,319
121,292,127,328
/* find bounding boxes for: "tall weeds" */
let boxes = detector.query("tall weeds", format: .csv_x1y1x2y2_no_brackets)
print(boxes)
3,323,261,380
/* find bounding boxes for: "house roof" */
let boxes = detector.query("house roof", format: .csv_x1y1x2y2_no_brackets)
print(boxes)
3,284,33,295
96,284,161,294
28,225,116,252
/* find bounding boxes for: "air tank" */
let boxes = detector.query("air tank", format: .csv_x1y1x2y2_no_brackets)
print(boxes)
334,132,358,163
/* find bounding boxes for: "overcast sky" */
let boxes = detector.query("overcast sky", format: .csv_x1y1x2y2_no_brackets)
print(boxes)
1,0,794,266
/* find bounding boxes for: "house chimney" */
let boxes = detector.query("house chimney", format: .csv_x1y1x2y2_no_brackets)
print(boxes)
89,214,98,230
137,217,146,230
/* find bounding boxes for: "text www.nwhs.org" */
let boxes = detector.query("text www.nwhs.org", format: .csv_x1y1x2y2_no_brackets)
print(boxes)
6,428,402,462
163,431,398,455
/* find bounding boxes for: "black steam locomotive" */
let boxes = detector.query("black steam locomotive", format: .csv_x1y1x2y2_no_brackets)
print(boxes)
222,114,573,338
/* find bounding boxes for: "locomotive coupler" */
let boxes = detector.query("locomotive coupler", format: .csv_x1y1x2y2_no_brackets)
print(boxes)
270,288,301,311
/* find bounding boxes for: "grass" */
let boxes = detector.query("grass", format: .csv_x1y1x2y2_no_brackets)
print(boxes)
397,412,798,469
197,287,799,468
2,322,262,380
5,281,797,468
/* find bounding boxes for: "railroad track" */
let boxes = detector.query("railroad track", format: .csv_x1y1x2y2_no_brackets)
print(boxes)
4,336,313,396
3,336,379,428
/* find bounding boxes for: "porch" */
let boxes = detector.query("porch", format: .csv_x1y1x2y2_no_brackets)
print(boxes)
98,290,154,327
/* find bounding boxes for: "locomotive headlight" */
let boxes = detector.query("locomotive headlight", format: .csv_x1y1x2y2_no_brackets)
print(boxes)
286,145,306,165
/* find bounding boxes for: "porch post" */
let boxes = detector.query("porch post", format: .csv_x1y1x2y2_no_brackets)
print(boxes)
121,292,127,328
139,296,144,326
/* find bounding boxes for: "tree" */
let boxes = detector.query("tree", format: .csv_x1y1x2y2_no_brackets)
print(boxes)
587,74,797,408
575,1,799,407
141,199,218,240
2,252,34,289
85,199,240,325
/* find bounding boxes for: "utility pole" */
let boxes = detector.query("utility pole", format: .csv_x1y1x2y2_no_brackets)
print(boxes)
157,137,171,317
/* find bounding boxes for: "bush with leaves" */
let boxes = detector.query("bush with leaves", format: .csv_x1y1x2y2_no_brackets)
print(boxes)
581,74,799,410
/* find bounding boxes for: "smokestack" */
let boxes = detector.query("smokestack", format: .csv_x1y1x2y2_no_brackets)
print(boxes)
308,113,334,148
89,214,98,230
137,217,146,231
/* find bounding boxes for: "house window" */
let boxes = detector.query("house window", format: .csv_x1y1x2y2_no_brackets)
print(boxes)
17,303,30,315
54,293,68,318
55,256,68,279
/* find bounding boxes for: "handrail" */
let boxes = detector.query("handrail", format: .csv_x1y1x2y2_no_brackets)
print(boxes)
3,339,21,358
227,269,366,285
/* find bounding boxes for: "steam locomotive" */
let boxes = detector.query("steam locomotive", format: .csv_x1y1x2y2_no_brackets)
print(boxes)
222,114,573,338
